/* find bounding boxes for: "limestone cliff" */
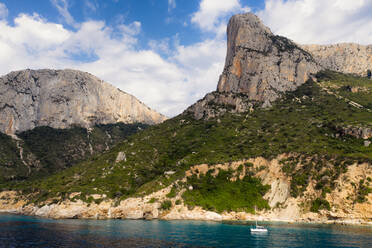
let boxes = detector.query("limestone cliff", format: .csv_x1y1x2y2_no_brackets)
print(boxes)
0,69,166,135
186,13,372,120
186,13,321,119
217,13,320,102
301,43,372,77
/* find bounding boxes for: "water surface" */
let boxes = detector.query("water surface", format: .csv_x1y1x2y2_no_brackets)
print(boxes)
0,214,371,247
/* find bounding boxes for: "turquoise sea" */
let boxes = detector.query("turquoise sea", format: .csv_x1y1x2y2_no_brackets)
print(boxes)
0,213,371,247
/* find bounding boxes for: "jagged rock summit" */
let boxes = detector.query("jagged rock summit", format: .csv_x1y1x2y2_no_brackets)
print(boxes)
217,13,320,103
186,13,372,120
0,69,167,134
186,13,321,119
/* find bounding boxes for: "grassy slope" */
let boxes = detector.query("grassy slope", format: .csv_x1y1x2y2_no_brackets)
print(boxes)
0,123,148,183
2,71,371,209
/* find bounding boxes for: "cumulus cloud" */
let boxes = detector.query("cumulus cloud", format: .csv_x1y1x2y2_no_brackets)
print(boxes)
0,8,227,116
0,2,8,19
258,0,372,45
191,0,250,36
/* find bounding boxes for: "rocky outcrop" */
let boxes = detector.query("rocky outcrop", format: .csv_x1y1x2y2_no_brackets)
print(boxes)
301,44,372,77
185,13,321,119
186,13,372,120
217,13,320,103
337,125,372,140
0,69,166,135
184,91,256,120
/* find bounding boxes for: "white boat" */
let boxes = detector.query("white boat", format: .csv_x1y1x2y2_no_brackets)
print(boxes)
250,207,268,233
250,225,268,232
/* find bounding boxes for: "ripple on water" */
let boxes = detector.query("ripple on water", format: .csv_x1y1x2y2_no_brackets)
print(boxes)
0,214,371,248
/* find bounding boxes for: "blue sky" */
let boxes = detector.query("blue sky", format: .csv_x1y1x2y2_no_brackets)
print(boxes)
0,0,371,116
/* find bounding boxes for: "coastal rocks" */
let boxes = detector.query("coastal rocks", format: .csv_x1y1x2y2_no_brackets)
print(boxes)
301,44,372,77
216,13,320,103
0,69,166,135
1,156,371,224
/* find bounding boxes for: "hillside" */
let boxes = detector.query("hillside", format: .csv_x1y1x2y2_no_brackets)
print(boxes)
0,13,371,223
0,123,148,183
1,71,371,222
0,68,166,182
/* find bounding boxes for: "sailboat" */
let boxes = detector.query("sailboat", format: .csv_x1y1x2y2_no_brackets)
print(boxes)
250,206,268,233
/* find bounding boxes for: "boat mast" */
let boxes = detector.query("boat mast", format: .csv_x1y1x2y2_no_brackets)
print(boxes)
255,206,257,226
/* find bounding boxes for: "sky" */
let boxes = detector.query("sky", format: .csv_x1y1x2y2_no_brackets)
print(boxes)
0,0,371,117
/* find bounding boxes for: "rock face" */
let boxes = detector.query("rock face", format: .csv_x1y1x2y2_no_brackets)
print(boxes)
217,13,320,103
0,69,166,134
186,13,321,119
301,44,372,77
186,13,372,120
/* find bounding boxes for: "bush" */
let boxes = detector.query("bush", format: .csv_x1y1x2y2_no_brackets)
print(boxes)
310,198,331,212
367,69,371,79
182,169,270,213
166,186,177,198
160,200,172,210
147,197,157,203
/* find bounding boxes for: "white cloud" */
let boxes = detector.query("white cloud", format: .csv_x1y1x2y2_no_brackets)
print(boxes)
191,0,250,36
50,0,77,28
258,0,372,45
0,10,227,117
168,0,176,12
0,2,8,19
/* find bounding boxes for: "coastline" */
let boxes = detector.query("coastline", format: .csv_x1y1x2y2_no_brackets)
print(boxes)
1,208,371,227
1,158,371,226
1,195,371,227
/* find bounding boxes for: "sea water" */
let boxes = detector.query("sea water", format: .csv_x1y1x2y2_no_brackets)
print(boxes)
0,213,371,247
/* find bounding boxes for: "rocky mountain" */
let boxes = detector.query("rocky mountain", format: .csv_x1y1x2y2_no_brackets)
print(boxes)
0,13,371,224
186,13,372,120
217,13,320,102
301,43,372,77
0,69,166,135
186,13,321,119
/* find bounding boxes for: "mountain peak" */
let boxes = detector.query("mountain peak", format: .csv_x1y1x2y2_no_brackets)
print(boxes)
217,13,320,103
0,69,167,134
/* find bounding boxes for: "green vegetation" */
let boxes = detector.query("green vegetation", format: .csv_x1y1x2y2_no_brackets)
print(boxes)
318,70,372,109
1,71,371,212
147,197,157,203
367,69,371,79
356,179,372,203
0,123,148,182
182,169,270,213
160,200,172,210
310,198,331,212
166,186,178,198
0,133,30,182
280,156,351,198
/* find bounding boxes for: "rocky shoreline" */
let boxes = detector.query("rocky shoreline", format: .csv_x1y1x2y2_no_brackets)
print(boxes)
1,206,371,227
1,156,371,226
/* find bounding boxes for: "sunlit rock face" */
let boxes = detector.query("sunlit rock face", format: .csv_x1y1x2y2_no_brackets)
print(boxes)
0,69,167,134
216,13,320,104
301,43,372,77
186,13,371,120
